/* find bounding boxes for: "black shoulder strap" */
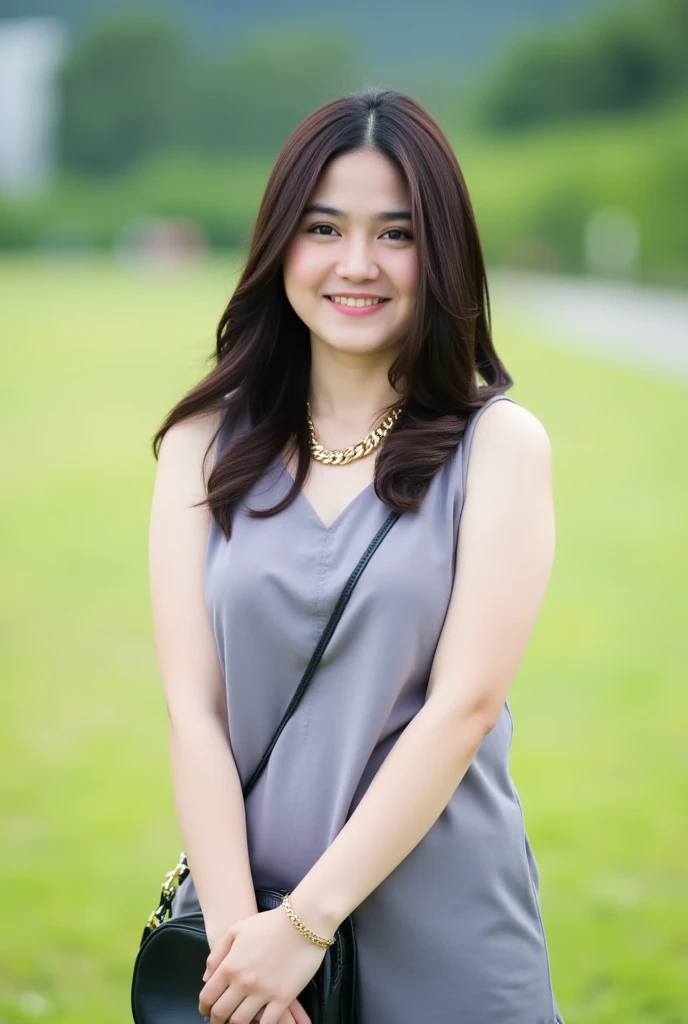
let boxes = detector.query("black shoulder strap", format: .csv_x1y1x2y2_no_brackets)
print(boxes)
142,508,401,937
242,508,401,799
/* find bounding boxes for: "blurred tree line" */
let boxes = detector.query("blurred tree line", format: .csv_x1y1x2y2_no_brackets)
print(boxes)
1,0,686,284
56,14,366,176
472,0,688,130
54,0,688,175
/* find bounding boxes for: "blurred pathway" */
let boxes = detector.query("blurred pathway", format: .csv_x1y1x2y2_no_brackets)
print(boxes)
490,269,688,382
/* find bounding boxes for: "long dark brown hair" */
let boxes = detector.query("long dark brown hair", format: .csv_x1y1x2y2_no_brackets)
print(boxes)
152,86,513,539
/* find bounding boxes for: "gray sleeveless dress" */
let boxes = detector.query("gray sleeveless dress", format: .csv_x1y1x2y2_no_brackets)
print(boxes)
172,392,565,1024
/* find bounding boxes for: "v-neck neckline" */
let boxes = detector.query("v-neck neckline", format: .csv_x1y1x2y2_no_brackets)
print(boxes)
276,457,377,532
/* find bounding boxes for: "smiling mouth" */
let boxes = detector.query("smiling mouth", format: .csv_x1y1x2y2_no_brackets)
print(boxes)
325,296,391,306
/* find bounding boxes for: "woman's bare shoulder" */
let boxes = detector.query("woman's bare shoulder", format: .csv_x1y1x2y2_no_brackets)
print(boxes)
157,406,225,494
473,396,551,457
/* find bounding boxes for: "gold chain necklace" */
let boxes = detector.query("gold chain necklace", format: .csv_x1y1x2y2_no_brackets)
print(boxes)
306,401,404,466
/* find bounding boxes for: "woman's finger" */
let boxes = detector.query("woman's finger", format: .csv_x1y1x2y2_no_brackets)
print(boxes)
288,998,312,1024
203,927,235,978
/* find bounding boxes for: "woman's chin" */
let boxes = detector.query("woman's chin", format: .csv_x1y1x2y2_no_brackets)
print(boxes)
313,331,400,357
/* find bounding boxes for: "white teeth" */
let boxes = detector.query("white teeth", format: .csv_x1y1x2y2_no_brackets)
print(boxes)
330,296,384,307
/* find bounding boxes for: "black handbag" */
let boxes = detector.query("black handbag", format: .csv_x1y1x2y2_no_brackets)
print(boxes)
131,508,400,1024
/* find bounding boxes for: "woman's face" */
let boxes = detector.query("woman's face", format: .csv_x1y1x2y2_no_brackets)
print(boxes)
282,148,418,360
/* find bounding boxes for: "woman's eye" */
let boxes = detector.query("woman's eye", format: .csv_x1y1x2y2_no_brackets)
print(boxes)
307,224,412,241
309,224,339,236
381,228,412,241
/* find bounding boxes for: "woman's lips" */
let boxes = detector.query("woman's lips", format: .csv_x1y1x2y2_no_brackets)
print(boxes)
324,296,391,317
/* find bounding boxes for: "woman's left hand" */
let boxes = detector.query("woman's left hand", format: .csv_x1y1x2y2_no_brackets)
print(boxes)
198,905,328,1024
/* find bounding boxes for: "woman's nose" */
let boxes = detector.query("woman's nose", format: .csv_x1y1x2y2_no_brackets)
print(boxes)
336,240,378,280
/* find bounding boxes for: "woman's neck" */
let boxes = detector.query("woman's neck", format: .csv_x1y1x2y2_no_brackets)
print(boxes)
307,343,405,432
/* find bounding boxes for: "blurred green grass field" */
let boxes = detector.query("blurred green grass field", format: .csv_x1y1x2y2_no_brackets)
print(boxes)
1,255,686,1024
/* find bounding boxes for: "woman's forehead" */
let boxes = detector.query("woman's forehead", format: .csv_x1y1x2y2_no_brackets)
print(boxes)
311,149,409,204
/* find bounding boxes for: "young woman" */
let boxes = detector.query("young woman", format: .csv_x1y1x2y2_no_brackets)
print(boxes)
149,87,564,1024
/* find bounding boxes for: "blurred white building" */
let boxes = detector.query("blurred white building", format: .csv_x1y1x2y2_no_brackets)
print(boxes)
0,17,67,197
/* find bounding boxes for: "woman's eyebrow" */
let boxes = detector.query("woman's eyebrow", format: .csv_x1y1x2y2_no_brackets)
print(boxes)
303,203,412,221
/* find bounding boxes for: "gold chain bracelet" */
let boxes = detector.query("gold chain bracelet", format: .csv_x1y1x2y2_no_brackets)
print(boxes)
281,893,336,948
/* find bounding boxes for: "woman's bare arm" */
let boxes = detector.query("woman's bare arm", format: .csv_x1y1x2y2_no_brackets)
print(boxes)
286,400,556,937
148,410,257,949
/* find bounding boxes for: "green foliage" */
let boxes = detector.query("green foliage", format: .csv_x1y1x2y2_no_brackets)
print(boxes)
56,12,197,175
188,25,368,156
55,13,367,174
458,99,688,285
470,0,688,130
1,255,686,1022
0,152,273,250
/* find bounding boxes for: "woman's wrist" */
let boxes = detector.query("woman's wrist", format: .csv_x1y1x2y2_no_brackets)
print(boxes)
205,897,260,950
